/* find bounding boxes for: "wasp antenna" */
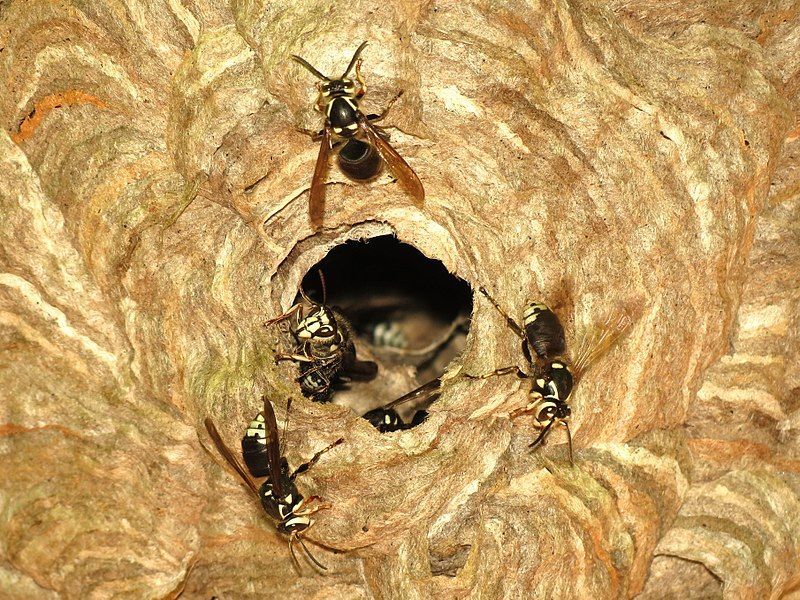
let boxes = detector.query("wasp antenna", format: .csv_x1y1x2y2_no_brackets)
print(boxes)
342,41,368,78
291,54,331,81
288,533,303,573
564,421,574,467
299,534,328,571
529,419,556,450
317,269,328,304
298,279,316,305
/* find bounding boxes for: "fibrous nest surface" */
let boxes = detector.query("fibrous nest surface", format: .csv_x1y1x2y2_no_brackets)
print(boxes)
1,1,799,598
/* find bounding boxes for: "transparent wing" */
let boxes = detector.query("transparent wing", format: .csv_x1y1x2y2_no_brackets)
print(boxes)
359,119,424,206
309,128,332,229
570,312,633,381
204,418,260,497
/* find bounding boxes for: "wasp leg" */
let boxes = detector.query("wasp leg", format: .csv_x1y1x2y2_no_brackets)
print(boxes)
367,90,404,123
276,353,314,364
509,393,545,419
464,365,527,380
298,127,326,141
355,58,366,97
478,286,528,342
294,496,333,516
290,438,344,480
266,303,304,327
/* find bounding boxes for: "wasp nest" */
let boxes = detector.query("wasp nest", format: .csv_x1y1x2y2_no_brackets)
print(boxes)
1,0,799,598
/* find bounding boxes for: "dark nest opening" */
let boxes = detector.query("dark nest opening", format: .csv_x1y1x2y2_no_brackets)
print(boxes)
298,235,473,425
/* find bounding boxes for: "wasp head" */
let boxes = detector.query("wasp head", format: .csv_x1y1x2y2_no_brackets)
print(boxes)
296,305,338,342
535,400,571,424
320,78,357,99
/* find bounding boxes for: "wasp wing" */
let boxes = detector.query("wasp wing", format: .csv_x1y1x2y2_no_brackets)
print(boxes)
383,377,442,410
570,313,632,382
359,118,424,206
204,418,260,497
261,396,285,497
309,128,332,229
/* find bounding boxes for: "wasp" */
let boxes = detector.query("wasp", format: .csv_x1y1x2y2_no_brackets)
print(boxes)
362,377,441,432
292,41,425,228
267,272,377,402
204,397,343,570
474,288,632,465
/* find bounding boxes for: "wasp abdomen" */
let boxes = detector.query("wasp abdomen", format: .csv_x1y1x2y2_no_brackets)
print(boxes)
298,362,337,402
363,407,404,432
337,139,382,181
241,413,272,477
523,303,566,359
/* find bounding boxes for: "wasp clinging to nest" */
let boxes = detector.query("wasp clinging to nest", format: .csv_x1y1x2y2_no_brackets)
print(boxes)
204,396,343,571
292,41,425,228
266,271,377,402
473,288,632,465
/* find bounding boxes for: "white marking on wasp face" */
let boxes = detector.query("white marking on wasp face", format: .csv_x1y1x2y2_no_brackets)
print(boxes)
333,126,343,134
284,493,293,504
285,516,310,528
551,362,565,369
536,378,546,388
536,402,557,423
346,122,358,130
384,415,392,424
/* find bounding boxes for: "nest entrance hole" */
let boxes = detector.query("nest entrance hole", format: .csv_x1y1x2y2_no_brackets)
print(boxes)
299,235,473,419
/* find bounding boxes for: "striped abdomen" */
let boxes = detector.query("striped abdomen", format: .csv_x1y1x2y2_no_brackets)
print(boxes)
241,412,270,477
522,303,566,359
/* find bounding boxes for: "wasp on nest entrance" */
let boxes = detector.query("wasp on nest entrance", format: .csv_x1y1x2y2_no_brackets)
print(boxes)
295,235,473,430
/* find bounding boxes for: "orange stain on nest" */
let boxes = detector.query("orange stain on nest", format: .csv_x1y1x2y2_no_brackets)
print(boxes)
12,90,110,143
0,422,82,439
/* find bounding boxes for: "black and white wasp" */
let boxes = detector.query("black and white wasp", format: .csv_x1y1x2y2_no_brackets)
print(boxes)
475,287,632,465
292,41,424,228
267,272,377,402
204,396,343,570
362,377,441,432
